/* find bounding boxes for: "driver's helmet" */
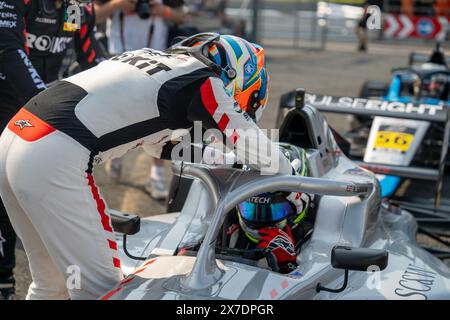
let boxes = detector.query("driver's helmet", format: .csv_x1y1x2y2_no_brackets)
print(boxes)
424,72,449,100
167,33,269,122
236,145,309,243
409,64,448,99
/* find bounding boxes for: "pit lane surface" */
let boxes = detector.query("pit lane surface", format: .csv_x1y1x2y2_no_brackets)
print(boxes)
13,41,450,299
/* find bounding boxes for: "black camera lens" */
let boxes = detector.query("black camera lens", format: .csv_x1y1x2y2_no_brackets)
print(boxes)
136,0,151,20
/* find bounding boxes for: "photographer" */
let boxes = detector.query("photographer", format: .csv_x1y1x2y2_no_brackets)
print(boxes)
95,0,187,52
94,0,188,199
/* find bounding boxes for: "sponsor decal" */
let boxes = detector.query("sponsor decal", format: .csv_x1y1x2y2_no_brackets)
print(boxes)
141,48,173,58
26,33,73,53
0,3,19,28
0,1,14,10
35,17,57,24
17,49,46,90
63,3,81,31
14,119,33,130
373,126,416,153
93,155,102,165
346,185,355,192
244,63,255,75
111,51,172,76
0,11,17,19
248,196,271,204
268,235,295,256
0,19,16,28
345,184,370,194
305,93,444,117
394,263,437,299
63,22,79,31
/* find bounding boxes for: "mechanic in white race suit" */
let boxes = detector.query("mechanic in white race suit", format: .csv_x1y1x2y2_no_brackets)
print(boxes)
94,0,188,199
0,34,299,299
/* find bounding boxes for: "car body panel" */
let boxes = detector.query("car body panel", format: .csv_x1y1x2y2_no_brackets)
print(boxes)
106,105,450,300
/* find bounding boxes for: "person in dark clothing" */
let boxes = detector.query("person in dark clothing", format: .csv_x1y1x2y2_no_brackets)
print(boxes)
356,3,371,52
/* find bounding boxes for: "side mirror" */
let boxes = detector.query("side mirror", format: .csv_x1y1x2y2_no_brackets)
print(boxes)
332,246,388,271
110,210,141,235
317,246,389,293
111,210,147,261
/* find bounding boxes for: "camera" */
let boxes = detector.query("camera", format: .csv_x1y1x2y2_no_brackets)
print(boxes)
135,0,151,20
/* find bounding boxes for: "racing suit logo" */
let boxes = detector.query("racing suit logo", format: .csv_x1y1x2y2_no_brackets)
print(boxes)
35,17,57,24
248,196,271,204
0,1,14,11
17,49,46,90
14,119,33,130
26,33,73,53
268,235,296,256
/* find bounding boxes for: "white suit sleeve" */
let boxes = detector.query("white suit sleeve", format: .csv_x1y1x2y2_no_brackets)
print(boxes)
187,77,293,175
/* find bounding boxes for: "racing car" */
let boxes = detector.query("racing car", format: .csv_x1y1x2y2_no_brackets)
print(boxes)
356,45,449,203
276,46,450,264
278,44,449,198
103,94,450,300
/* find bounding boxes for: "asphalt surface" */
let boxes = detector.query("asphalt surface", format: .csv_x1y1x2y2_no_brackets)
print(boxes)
12,41,450,300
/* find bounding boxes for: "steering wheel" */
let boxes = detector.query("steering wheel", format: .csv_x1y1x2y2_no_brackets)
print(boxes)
216,247,267,267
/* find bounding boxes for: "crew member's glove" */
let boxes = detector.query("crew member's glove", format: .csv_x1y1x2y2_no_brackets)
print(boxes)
257,226,298,273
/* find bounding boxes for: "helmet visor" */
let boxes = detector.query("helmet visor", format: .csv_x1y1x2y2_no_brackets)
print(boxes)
238,200,294,227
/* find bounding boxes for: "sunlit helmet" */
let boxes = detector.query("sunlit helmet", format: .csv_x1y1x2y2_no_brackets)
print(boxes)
167,33,269,122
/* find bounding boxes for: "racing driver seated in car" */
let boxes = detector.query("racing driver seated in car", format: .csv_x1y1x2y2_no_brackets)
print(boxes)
176,144,315,275
224,144,314,274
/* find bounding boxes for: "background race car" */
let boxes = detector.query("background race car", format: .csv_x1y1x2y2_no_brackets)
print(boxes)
277,46,450,262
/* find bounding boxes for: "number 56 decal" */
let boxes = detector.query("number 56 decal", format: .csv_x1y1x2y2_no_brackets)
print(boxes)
374,131,415,153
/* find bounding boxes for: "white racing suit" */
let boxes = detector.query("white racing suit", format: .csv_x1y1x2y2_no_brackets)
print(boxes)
0,48,294,299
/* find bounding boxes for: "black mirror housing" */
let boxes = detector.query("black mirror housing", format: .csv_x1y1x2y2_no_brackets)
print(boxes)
110,210,141,235
331,246,388,272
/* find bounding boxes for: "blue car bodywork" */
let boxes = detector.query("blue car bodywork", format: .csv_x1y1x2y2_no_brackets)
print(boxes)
378,71,449,198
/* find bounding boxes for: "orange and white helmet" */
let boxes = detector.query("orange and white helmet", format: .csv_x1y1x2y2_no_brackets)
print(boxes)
167,33,269,122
